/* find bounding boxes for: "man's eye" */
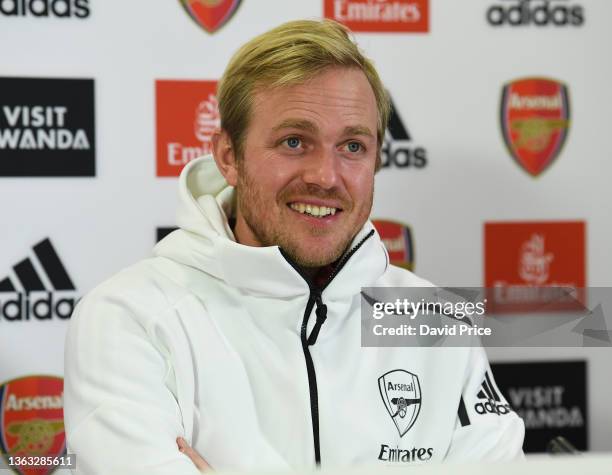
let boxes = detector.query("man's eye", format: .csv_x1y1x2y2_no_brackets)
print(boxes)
284,137,302,149
345,141,363,153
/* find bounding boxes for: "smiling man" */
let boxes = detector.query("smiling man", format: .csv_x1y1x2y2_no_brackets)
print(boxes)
215,66,377,272
64,20,524,474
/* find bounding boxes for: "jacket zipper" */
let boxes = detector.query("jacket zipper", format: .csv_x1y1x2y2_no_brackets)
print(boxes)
281,229,375,466
299,295,322,464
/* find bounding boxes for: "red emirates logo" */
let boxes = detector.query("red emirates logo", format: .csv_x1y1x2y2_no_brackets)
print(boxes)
484,221,586,313
324,0,429,32
156,80,219,177
501,77,570,176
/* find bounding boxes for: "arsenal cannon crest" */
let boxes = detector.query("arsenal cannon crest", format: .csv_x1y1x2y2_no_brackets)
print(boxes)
500,77,570,177
378,369,422,437
179,0,241,33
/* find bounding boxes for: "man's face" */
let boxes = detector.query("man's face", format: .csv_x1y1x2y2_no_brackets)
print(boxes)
231,67,378,268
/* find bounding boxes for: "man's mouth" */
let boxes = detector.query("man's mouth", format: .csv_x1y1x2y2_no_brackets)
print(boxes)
289,202,340,218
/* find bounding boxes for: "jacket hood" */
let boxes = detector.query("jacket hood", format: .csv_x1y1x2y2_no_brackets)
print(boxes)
154,155,388,299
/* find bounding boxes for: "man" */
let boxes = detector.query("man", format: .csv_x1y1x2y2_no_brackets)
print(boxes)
64,19,524,474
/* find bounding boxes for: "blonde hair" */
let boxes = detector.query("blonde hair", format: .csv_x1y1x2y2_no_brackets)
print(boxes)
217,19,390,167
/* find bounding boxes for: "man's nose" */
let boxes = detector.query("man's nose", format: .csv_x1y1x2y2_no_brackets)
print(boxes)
301,148,341,190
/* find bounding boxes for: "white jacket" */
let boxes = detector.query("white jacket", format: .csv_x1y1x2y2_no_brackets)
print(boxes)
64,156,524,474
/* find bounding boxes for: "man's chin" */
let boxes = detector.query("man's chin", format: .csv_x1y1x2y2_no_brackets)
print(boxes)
281,245,345,270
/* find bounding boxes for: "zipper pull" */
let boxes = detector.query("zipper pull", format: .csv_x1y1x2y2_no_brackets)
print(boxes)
308,293,328,346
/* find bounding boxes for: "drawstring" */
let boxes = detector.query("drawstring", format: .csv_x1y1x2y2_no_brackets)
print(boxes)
280,228,376,348
307,293,327,346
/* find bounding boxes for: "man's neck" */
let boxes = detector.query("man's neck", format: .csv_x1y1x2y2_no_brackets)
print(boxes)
299,262,337,289
230,214,340,288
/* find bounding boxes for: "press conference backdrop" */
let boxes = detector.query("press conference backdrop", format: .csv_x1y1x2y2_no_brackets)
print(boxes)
1,0,611,469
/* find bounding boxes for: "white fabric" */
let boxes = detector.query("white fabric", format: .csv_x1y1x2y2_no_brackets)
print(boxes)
64,155,524,474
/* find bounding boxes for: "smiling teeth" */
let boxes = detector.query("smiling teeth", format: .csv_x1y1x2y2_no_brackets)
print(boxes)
290,203,337,217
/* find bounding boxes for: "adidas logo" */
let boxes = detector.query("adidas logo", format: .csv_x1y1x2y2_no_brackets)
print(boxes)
381,95,428,169
474,371,512,416
0,238,78,321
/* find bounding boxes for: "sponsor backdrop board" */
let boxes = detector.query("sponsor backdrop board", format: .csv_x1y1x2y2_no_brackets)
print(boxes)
0,77,95,177
1,0,611,468
491,361,588,453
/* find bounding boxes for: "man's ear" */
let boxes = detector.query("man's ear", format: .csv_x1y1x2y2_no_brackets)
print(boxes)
212,129,238,186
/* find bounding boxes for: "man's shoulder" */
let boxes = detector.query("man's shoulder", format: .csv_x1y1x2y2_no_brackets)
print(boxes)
77,257,198,324
377,264,435,288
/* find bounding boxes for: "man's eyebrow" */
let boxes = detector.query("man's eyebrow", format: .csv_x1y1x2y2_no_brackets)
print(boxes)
270,120,374,139
271,119,318,134
343,125,374,138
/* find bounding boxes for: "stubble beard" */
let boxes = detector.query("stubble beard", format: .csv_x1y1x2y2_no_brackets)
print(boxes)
235,164,372,268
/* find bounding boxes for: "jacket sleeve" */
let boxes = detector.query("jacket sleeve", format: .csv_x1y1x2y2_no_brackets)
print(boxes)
444,345,525,462
64,293,201,475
